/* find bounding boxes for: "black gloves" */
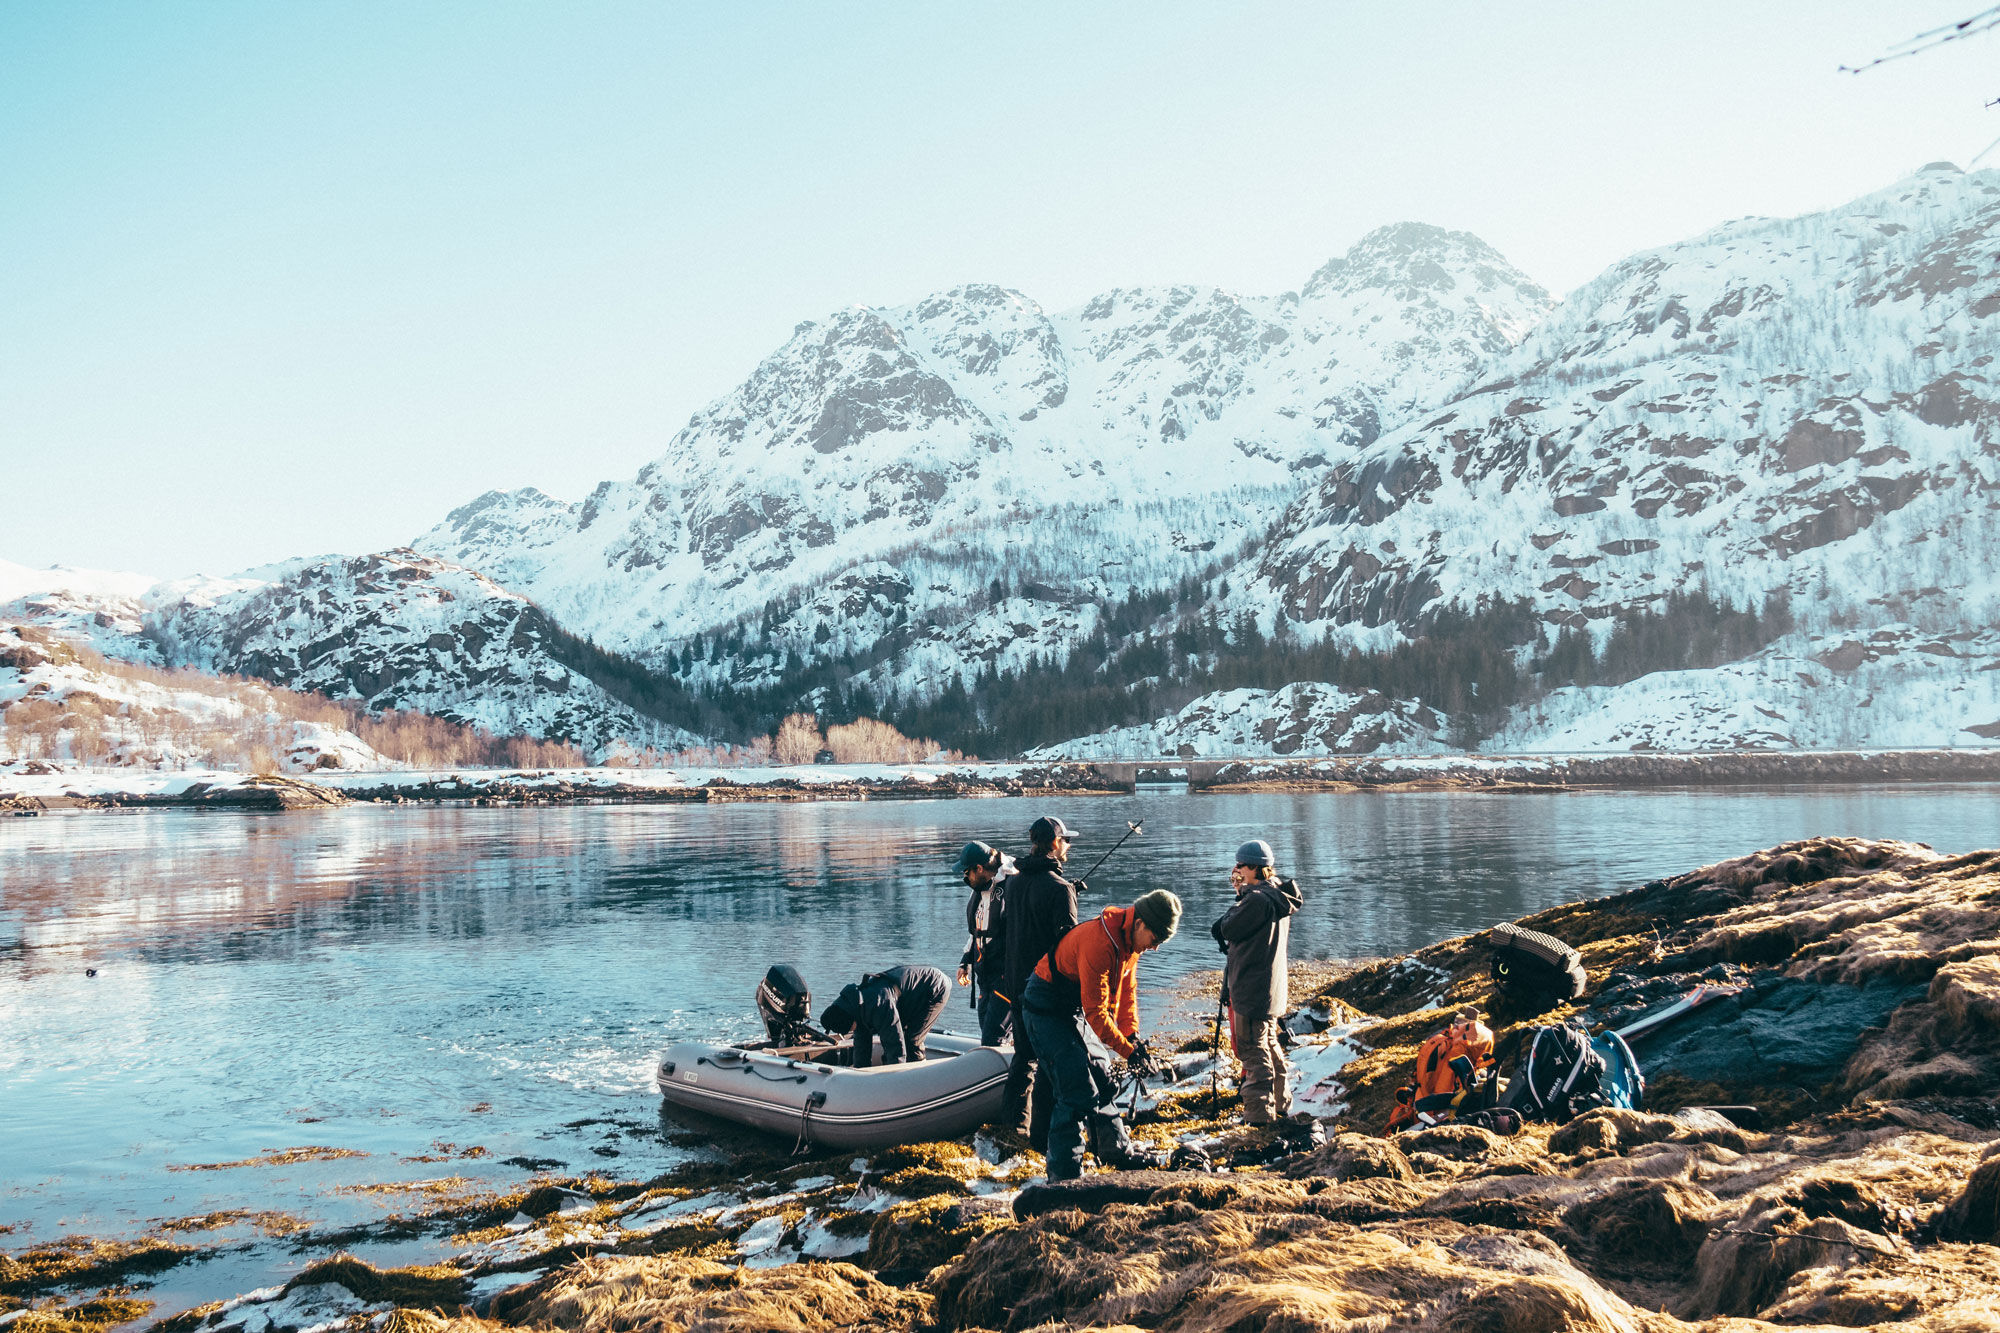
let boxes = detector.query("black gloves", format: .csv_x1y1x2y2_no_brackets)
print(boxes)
1125,1038,1158,1078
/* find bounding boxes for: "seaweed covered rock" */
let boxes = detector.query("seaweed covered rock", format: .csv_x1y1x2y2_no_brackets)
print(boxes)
490,1254,925,1333
1559,1178,1717,1280
931,1174,1651,1333
862,1196,1011,1280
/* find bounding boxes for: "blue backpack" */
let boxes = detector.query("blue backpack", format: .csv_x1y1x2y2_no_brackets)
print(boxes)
1505,1022,1645,1122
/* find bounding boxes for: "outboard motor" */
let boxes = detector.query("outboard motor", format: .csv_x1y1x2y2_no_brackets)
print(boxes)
756,964,823,1045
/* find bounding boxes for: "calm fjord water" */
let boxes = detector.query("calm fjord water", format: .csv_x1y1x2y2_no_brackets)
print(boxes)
2,787,1994,1263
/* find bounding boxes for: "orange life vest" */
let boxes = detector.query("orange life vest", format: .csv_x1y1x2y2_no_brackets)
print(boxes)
1385,1015,1495,1133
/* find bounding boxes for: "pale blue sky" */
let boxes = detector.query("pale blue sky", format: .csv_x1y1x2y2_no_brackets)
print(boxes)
3,3,1995,578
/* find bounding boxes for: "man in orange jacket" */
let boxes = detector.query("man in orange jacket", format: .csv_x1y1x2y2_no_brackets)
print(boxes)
1019,889,1181,1181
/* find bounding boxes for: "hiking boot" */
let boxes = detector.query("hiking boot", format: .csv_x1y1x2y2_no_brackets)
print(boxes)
985,1125,1040,1158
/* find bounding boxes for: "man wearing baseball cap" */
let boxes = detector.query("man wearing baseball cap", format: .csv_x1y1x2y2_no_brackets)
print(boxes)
1020,888,1182,1181
1211,839,1305,1124
952,840,1016,1046
995,815,1082,1146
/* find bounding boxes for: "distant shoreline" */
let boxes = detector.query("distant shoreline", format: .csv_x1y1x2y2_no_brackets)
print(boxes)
4,748,1999,813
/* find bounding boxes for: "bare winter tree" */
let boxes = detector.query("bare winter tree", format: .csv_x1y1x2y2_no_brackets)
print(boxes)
1844,5,2000,155
1840,6,2000,73
773,712,825,764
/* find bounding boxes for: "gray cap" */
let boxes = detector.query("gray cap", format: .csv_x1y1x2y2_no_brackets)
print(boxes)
1235,839,1275,868
953,841,1000,875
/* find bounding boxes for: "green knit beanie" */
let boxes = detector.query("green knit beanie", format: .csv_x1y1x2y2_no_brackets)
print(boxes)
1133,889,1181,942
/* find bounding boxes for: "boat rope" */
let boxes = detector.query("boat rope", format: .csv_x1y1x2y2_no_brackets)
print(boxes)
698,1054,807,1084
792,1090,827,1155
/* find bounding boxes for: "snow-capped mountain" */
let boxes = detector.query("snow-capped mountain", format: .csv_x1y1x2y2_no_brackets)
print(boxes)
17,169,2000,761
1250,164,2000,645
416,224,1553,676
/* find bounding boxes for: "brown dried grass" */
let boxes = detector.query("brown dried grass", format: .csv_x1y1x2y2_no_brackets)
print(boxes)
493,1254,925,1333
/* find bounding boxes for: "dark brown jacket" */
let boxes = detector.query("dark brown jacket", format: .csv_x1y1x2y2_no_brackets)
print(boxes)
1212,878,1304,1019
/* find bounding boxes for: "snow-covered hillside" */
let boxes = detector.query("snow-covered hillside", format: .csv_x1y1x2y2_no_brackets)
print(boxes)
1489,626,2000,752
17,170,2000,762
147,550,704,757
1250,164,2000,645
0,623,392,772
1030,683,1448,760
415,224,1553,679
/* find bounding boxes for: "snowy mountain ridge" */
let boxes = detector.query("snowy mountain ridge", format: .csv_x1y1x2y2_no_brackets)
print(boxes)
415,223,1554,664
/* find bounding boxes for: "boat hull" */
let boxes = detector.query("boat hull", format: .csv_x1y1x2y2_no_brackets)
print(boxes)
654,1031,1010,1149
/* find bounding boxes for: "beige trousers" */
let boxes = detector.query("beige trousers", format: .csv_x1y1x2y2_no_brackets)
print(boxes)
1230,1011,1290,1124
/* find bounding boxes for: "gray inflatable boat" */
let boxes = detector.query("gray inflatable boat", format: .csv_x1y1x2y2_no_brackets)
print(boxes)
654,1032,1010,1149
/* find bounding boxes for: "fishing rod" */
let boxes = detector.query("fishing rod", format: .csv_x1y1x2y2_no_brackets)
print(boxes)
1075,819,1143,883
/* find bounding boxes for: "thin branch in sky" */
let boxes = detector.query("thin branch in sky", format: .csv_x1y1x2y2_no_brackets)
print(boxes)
1839,4,2000,72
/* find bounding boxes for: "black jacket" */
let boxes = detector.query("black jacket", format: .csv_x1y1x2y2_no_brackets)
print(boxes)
845,964,950,1067
959,857,1014,993
1000,851,1077,1006
1212,878,1305,1020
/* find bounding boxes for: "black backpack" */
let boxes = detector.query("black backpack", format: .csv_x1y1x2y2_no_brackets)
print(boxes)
1503,1022,1608,1123
1489,922,1587,1009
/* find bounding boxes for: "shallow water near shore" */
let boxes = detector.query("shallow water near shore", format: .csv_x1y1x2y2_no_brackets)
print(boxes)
2,785,1995,1311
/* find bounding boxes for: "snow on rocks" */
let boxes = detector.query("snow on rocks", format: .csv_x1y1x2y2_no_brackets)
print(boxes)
151,550,704,758
410,231,1551,676
1030,682,1448,759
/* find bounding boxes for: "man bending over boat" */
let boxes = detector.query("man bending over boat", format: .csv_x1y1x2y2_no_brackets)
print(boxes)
820,964,951,1068
1020,890,1181,1181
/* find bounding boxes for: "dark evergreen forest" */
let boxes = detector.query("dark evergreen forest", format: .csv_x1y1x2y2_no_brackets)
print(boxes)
548,582,1796,759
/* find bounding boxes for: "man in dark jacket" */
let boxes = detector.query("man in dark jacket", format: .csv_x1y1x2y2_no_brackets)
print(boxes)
996,814,1081,1146
1210,839,1305,1124
953,841,1015,1046
819,963,951,1068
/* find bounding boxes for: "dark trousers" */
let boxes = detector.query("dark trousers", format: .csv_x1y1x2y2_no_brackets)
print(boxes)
1019,976,1143,1182
899,993,945,1062
977,988,1011,1047
999,996,1055,1150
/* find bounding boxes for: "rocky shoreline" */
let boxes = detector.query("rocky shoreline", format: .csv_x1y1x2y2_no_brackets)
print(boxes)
4,749,1999,815
6,836,1999,1333
1184,747,2000,792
